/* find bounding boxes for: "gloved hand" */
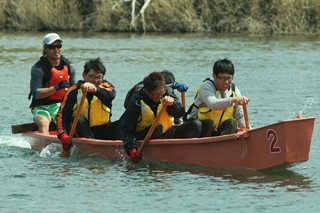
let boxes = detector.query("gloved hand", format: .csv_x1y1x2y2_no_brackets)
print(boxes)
173,82,188,92
129,148,142,164
59,132,72,150
54,80,69,90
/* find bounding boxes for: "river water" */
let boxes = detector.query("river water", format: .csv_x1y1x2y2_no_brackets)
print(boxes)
1,31,320,212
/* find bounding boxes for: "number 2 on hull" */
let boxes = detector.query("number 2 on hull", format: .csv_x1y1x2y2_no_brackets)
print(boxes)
266,129,281,154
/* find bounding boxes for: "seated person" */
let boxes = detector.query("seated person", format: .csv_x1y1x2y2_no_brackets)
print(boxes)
123,69,188,124
119,71,213,163
186,58,250,136
29,33,76,134
57,57,118,151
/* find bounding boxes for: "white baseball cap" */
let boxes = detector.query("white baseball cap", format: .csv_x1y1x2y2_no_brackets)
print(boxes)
42,33,63,46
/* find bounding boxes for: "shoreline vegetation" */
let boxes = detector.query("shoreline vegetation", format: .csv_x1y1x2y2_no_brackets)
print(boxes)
1,0,319,35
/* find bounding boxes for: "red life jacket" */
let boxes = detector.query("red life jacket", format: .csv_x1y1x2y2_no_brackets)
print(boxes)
29,55,71,108
49,65,69,100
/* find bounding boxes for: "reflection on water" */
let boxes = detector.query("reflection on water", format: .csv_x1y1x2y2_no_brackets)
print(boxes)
25,145,314,191
35,142,313,191
126,161,313,191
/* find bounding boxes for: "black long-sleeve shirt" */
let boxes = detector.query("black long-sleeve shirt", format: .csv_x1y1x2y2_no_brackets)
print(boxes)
57,80,116,135
120,86,184,153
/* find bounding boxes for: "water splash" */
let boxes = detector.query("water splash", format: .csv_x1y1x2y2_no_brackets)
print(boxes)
39,143,69,158
0,135,30,148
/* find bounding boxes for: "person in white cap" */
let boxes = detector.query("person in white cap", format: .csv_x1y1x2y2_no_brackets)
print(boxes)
28,33,77,135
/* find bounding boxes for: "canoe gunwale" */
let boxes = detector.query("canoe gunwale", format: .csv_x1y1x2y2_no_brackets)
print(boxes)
24,129,250,146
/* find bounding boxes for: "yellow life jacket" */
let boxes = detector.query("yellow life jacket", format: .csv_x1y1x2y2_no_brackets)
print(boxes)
186,78,236,131
72,89,111,127
136,99,173,133
198,91,235,131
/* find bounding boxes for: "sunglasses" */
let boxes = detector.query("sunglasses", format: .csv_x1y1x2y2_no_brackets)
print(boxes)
46,43,62,50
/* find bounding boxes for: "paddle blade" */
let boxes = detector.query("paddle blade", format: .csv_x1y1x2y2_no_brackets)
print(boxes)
59,150,70,158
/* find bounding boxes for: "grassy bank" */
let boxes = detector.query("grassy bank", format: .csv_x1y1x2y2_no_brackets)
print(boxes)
1,0,319,35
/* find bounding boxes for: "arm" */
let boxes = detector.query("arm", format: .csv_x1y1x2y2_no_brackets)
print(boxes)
196,81,232,110
80,81,116,106
69,63,77,86
120,97,141,153
61,55,76,86
94,81,116,106
30,66,57,100
57,85,78,135
164,86,185,118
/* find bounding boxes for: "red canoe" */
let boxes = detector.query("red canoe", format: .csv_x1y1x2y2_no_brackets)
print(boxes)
20,116,315,170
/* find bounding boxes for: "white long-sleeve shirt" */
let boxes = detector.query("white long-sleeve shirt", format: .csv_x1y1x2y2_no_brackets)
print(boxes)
188,79,246,128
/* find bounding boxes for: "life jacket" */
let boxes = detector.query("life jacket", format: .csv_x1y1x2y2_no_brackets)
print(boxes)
185,78,236,130
28,55,71,108
136,99,173,133
72,83,111,127
49,66,69,100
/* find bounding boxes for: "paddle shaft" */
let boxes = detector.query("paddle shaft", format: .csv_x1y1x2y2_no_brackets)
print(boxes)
59,91,87,157
138,104,167,154
68,91,87,142
181,92,186,109
243,104,250,129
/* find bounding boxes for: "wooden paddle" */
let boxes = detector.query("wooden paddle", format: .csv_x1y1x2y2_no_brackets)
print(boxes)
128,104,167,165
181,91,186,109
59,91,87,157
242,104,250,129
138,104,167,154
11,122,57,134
